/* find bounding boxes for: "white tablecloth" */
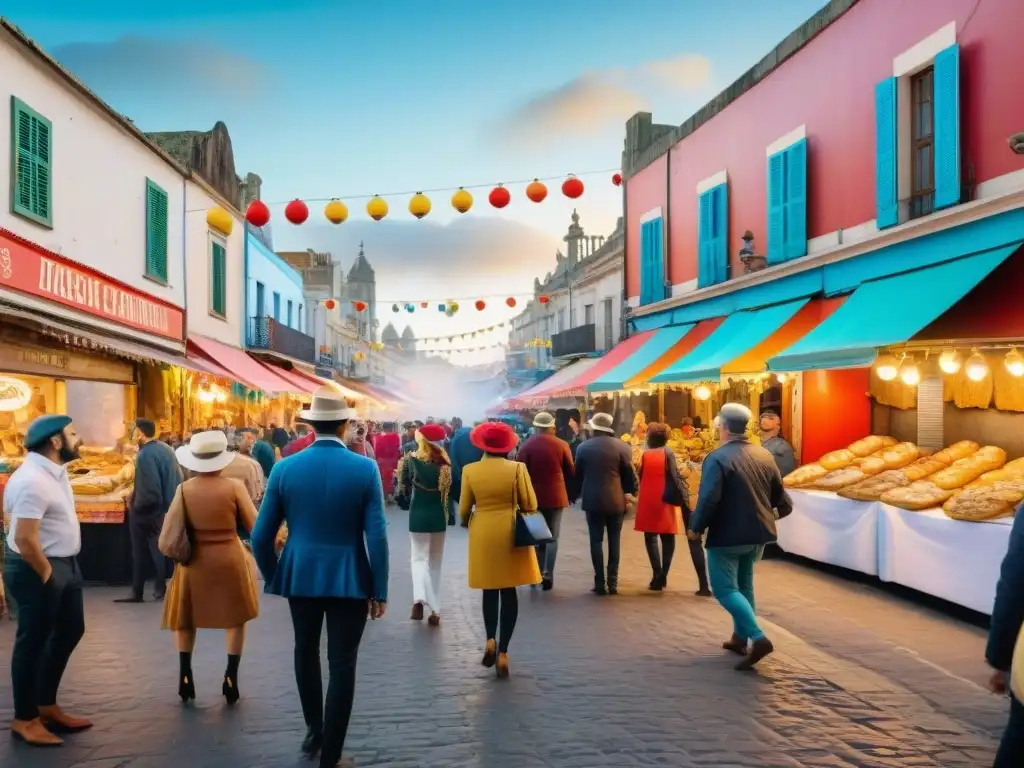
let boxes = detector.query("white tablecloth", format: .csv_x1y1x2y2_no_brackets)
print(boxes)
877,504,1014,614
776,490,881,575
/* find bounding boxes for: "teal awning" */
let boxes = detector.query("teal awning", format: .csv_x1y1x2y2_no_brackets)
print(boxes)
650,299,809,384
768,243,1021,372
587,324,694,392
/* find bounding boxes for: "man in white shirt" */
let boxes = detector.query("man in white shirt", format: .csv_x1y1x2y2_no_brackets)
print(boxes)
4,414,90,746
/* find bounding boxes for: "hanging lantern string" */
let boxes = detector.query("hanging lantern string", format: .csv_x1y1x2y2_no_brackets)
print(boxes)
187,167,620,212
329,291,551,304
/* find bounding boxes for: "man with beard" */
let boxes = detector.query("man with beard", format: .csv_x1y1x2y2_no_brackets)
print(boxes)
4,415,91,745
115,419,182,603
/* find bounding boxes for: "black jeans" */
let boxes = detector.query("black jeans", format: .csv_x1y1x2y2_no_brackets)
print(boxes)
644,533,675,577
129,511,167,598
585,511,624,588
482,588,518,653
5,552,85,721
995,695,1024,767
289,597,368,767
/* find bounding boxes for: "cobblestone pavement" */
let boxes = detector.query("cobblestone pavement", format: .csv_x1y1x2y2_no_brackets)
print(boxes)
0,508,1009,767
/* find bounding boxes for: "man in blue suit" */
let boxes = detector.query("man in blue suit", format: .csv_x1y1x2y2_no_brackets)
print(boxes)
448,420,484,525
251,388,389,768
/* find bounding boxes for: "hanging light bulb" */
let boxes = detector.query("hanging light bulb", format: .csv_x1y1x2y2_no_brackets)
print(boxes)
1006,348,1024,377
938,348,961,375
965,351,989,382
875,354,899,381
693,384,712,401
899,357,921,386
775,373,787,384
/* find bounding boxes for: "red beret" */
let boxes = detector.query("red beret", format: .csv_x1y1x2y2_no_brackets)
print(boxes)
418,424,447,444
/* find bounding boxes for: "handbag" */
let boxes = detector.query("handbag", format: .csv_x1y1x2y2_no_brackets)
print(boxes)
511,463,554,547
158,486,193,565
661,448,687,508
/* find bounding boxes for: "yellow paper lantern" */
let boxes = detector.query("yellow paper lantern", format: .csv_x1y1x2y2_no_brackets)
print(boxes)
409,192,431,219
366,195,388,221
451,187,473,213
324,199,348,224
206,206,233,236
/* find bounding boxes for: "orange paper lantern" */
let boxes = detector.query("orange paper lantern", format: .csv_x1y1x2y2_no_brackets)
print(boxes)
526,179,547,203
420,301,429,309
451,187,473,213
366,195,388,221
352,300,367,312
324,299,337,310
475,300,486,311
506,297,516,308
324,199,348,224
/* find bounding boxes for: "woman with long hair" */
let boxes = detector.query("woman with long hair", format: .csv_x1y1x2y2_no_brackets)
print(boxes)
160,430,260,705
400,424,452,625
635,422,710,595
459,422,542,678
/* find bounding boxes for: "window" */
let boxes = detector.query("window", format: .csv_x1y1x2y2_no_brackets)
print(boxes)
273,292,281,321
697,180,729,287
602,298,614,349
639,214,667,306
909,67,935,219
11,97,52,227
287,300,293,328
766,138,807,265
255,281,265,317
145,180,169,282
584,304,594,325
209,239,227,317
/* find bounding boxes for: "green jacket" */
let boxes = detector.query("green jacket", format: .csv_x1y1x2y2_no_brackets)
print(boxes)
401,456,449,533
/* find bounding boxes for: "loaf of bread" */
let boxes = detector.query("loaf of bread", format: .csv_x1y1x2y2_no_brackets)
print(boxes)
807,467,869,491
851,447,888,466
838,469,911,501
881,481,956,511
783,463,829,488
943,480,1024,521
929,446,1007,490
859,442,920,475
70,475,117,496
967,457,1024,488
931,440,981,465
902,455,953,481
820,449,857,471
847,435,899,457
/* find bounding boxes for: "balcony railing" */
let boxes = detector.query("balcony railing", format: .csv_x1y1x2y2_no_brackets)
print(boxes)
248,315,315,363
551,324,596,358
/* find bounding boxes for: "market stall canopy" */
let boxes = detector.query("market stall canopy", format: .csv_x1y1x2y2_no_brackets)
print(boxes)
187,335,296,394
508,357,601,407
333,376,387,404
619,318,723,389
587,324,694,393
252,358,318,395
544,334,654,399
768,244,1022,372
651,299,810,384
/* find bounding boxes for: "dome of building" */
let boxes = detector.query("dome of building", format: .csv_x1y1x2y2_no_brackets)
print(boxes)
381,322,400,344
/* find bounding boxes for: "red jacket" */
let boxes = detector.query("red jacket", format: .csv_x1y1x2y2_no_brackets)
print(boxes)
282,431,315,457
517,433,575,510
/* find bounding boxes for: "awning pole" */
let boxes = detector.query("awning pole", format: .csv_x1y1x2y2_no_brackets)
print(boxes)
658,384,665,423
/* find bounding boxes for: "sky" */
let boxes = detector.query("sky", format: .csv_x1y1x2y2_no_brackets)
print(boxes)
8,0,829,363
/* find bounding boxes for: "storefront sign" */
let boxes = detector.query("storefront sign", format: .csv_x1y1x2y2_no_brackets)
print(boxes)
0,375,32,412
0,230,185,341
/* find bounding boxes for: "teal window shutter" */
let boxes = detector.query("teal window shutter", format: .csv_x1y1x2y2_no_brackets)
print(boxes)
875,77,899,228
933,43,960,210
713,184,729,284
784,139,807,261
638,222,649,304
766,152,785,264
639,218,665,305
10,97,53,227
211,242,227,315
145,179,169,281
697,191,713,288
652,217,666,301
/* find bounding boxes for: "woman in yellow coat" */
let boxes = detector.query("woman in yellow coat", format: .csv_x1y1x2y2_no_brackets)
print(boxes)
459,422,542,678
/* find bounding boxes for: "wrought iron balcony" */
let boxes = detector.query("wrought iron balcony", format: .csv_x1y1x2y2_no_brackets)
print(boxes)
248,316,315,363
551,324,596,358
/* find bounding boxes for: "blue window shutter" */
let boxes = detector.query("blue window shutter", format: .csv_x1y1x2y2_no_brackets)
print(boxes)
639,220,651,305
653,218,667,300
875,77,899,228
766,152,785,264
714,184,729,284
784,139,807,261
697,191,713,288
933,43,961,210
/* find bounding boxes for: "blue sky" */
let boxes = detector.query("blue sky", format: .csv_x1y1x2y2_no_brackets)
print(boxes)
8,0,828,357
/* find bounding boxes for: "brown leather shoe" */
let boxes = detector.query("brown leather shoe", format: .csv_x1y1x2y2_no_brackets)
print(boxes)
481,639,496,668
495,652,510,679
735,637,774,670
722,634,747,655
427,612,440,627
410,603,424,621
11,718,63,746
37,705,92,734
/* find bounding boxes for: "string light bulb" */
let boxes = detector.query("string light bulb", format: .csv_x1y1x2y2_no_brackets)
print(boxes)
775,373,787,384
965,351,989,382
875,354,899,381
938,348,961,375
1006,348,1024,377
693,385,712,401
899,357,921,386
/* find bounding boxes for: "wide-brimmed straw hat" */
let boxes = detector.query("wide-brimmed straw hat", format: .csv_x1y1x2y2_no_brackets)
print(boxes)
587,413,616,434
532,411,556,429
298,386,356,422
175,430,235,473
470,422,519,454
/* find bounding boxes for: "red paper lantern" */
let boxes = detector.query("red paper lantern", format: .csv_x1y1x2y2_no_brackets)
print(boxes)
475,300,486,311
506,297,517,308
538,295,550,304
284,199,309,225
324,299,337,310
352,300,367,312
489,185,511,209
245,200,271,227
561,175,584,199
526,179,547,203
612,173,622,187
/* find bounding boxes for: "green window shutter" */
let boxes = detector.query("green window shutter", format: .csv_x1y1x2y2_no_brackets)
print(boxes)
145,180,169,281
211,242,227,315
10,96,53,227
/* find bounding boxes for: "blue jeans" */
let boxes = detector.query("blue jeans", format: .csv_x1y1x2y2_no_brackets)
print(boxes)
707,545,765,642
534,508,563,580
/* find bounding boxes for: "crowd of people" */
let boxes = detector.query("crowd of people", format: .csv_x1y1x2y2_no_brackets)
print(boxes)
2,390,1022,766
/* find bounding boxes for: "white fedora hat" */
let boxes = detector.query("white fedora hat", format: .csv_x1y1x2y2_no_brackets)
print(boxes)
587,412,616,434
175,429,236,473
298,386,356,422
532,411,556,429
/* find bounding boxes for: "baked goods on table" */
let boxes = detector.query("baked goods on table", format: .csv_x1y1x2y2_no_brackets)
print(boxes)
808,442,925,491
783,463,828,488
785,436,897,486
834,441,981,502
838,469,911,501
880,481,956,511
943,480,1024,521
966,457,1024,488
928,446,1007,490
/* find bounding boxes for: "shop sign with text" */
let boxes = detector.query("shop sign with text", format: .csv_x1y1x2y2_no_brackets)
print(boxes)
0,231,185,341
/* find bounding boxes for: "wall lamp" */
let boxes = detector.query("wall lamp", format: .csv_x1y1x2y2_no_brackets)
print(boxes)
738,230,767,274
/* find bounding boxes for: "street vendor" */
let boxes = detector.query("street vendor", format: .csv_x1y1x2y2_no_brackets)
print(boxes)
676,417,707,461
759,409,796,477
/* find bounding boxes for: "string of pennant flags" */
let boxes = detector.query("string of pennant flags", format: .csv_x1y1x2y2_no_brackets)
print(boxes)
321,295,554,319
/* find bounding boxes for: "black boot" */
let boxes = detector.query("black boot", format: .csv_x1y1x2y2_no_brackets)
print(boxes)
178,651,195,703
223,654,241,705
301,726,323,757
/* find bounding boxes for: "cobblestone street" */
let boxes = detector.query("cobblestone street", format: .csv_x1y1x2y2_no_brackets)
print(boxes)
0,509,1010,767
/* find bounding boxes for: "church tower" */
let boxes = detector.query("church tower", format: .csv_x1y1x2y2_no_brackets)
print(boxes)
345,242,377,341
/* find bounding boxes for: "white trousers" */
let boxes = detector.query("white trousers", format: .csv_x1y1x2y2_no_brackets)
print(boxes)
410,532,445,613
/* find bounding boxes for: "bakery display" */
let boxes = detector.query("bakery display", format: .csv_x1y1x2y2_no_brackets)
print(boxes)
943,480,1024,521
65,446,136,503
928,446,1007,490
880,481,956,510
785,436,897,486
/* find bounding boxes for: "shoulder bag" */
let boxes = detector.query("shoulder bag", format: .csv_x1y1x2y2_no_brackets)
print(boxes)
158,485,193,565
512,463,554,547
661,447,687,508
